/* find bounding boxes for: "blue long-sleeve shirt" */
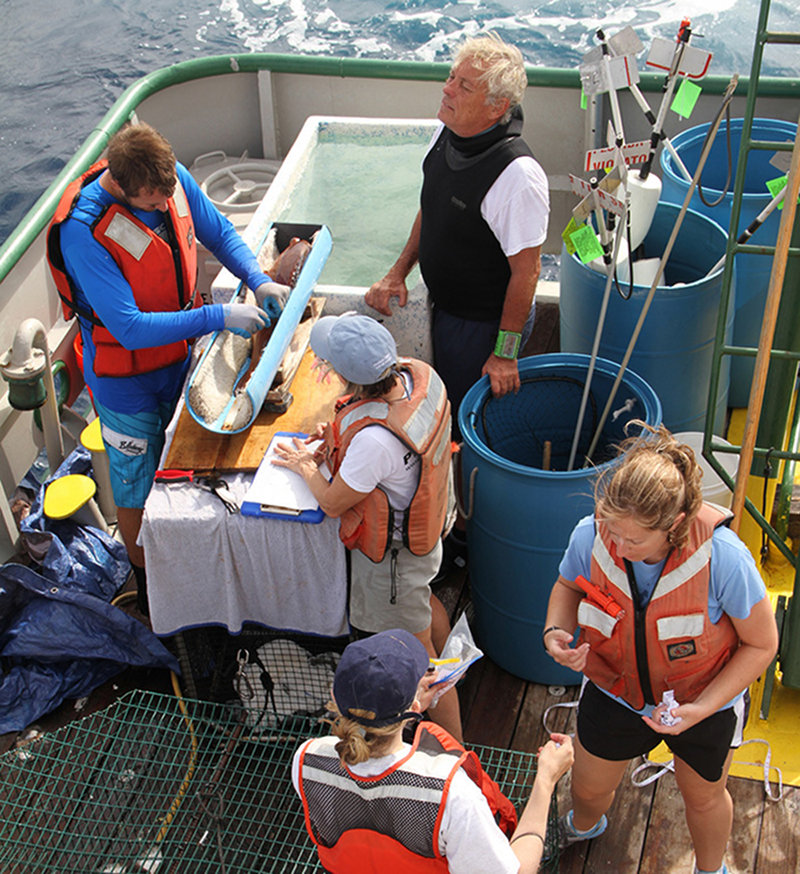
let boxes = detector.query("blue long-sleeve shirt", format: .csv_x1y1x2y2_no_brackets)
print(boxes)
60,162,270,412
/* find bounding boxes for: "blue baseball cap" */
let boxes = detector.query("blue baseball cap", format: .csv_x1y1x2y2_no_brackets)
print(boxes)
310,313,397,385
333,629,429,727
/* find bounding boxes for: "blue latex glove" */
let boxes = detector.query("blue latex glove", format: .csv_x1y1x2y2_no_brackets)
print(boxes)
222,303,270,337
254,281,292,321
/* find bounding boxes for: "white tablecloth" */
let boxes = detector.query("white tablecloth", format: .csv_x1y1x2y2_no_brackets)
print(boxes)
140,473,348,637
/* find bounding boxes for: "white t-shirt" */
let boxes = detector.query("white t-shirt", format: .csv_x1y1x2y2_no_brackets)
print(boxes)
337,374,420,537
292,740,520,874
338,425,419,511
424,122,550,256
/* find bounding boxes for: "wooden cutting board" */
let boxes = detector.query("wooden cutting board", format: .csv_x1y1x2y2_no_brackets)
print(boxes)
164,346,343,473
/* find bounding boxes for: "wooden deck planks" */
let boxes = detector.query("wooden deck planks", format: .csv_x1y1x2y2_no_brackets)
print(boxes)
755,784,800,873
2,566,794,873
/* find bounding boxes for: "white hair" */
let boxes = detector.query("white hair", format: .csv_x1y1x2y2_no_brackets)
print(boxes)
453,32,528,122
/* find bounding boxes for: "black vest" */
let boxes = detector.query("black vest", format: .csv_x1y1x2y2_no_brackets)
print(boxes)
419,107,533,321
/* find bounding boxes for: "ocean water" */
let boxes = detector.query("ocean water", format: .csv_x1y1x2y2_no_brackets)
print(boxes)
0,0,795,248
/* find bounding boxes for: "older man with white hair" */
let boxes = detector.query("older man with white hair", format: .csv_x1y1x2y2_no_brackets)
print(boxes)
367,33,549,427
367,33,549,574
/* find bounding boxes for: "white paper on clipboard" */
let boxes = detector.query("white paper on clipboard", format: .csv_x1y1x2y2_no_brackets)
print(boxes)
243,433,330,514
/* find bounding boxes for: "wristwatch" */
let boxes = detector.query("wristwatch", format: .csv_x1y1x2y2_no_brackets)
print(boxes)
494,329,521,360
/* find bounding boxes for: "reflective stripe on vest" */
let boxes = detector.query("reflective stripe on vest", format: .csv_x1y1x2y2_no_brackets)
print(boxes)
579,503,740,709
298,721,516,873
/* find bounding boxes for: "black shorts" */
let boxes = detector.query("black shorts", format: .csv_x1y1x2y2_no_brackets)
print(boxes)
576,681,745,783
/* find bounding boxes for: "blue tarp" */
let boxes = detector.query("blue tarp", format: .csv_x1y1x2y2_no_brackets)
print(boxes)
0,447,178,735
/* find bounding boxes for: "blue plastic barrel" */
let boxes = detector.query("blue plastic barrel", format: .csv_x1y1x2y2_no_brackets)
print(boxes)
458,353,662,685
560,202,733,434
660,117,797,406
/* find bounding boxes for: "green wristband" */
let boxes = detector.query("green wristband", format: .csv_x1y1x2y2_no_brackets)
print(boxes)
494,330,521,359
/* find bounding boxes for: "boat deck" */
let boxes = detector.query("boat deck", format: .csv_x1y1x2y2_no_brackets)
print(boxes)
2,566,795,873
1,308,798,872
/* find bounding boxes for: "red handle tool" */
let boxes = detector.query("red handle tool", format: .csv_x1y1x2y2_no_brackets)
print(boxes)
574,575,625,619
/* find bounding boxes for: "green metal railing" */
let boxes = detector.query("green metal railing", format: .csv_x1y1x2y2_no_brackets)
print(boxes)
0,48,794,288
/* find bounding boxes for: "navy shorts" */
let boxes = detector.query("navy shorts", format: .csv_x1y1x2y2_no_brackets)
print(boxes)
431,304,535,442
577,681,745,783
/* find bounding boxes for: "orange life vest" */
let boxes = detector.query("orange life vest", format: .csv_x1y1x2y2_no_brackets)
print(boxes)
326,359,452,562
578,503,740,710
46,160,199,378
297,721,517,873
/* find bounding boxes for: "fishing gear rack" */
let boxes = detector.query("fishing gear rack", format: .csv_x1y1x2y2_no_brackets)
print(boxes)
0,688,559,872
701,0,800,717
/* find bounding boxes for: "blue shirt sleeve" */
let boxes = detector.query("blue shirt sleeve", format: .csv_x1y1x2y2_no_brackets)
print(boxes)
708,526,767,622
558,515,595,583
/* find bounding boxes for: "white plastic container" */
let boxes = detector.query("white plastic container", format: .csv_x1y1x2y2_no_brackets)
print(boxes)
674,431,739,509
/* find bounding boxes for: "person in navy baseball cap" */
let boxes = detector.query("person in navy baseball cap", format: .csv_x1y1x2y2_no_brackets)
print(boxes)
332,628,430,727
292,630,574,873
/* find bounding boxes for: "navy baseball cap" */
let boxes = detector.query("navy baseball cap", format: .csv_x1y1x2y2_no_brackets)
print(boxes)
310,312,397,385
333,629,429,727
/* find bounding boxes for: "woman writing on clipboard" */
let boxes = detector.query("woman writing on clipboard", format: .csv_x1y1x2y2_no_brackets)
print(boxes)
272,312,462,739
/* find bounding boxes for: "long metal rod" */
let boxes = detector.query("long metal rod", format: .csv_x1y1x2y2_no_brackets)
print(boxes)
706,186,787,276
730,115,800,533
585,76,739,462
567,197,628,470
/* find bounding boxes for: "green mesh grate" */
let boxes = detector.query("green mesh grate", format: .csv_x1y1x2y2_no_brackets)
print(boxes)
0,689,559,872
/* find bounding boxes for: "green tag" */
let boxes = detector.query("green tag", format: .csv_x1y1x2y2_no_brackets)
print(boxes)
580,88,587,110
765,175,800,209
562,217,582,255
671,79,702,118
571,224,604,263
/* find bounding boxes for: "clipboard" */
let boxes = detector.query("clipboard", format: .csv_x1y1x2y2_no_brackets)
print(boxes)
240,431,327,523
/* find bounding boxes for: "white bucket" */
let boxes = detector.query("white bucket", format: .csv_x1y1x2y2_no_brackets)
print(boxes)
674,431,739,509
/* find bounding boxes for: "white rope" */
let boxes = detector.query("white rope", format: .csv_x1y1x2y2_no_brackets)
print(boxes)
630,754,675,787
629,738,783,800
733,738,784,802
542,700,579,736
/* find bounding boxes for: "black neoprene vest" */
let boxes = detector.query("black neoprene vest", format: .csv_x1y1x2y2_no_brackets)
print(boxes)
419,107,533,322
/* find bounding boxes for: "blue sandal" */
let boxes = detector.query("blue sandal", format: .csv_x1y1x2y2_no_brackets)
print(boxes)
559,809,608,848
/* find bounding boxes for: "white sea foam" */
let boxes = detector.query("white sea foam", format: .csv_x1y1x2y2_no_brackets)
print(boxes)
0,0,791,247
226,0,744,64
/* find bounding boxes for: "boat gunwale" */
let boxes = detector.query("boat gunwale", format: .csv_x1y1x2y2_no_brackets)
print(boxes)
1,50,797,285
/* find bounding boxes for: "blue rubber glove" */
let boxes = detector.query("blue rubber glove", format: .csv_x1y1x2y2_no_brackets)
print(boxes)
222,303,270,337
254,281,292,321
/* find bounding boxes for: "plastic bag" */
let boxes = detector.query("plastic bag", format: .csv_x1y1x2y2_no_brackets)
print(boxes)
430,611,483,702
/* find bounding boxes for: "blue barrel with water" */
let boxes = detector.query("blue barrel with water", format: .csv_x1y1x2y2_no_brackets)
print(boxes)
560,201,733,434
458,353,662,684
660,117,797,407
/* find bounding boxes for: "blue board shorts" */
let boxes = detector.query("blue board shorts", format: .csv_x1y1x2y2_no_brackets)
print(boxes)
93,398,177,508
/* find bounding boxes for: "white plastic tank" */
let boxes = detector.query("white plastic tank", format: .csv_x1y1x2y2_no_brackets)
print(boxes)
674,431,739,509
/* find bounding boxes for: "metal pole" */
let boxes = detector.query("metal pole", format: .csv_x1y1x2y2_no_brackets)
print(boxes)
730,114,800,533
567,195,629,471
585,76,739,463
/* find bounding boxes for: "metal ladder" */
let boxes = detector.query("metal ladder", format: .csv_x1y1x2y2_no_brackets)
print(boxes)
703,0,800,716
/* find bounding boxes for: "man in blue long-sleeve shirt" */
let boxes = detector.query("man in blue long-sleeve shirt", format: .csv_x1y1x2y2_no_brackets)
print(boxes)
48,122,289,613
